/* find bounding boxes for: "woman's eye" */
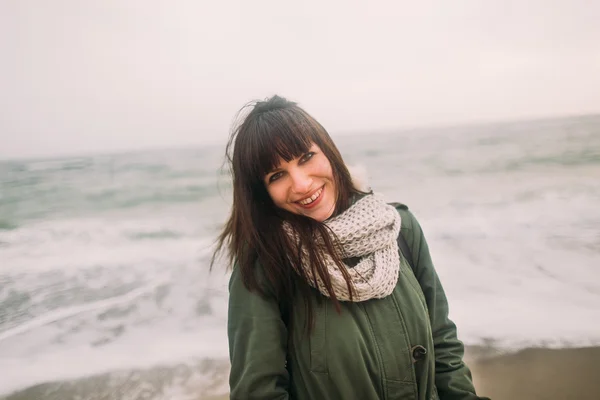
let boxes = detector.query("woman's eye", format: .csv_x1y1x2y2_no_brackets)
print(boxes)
269,172,283,183
300,152,315,163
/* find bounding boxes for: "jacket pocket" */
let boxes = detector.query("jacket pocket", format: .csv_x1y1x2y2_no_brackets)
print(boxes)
309,301,328,374
385,379,417,399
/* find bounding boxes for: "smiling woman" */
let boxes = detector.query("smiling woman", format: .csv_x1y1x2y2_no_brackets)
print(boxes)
212,95,488,400
264,143,337,222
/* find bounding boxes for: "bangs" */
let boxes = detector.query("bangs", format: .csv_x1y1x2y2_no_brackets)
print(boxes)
237,108,319,181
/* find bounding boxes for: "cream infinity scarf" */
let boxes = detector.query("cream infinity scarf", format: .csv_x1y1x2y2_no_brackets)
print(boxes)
286,194,401,302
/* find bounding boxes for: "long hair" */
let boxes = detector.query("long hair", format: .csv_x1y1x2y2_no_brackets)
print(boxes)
212,95,362,334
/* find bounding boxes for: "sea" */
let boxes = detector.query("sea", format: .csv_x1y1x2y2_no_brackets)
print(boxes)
1,114,599,399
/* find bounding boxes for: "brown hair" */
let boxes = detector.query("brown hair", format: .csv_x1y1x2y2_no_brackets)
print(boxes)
212,95,362,334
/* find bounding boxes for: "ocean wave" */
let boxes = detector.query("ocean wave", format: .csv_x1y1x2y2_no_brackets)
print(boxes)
0,282,165,343
0,358,230,400
0,220,17,231
0,318,230,397
0,148,224,223
128,229,183,240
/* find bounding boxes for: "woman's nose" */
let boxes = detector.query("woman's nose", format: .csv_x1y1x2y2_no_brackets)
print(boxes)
290,169,312,194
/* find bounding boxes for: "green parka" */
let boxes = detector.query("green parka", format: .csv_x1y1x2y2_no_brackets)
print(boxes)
228,205,488,400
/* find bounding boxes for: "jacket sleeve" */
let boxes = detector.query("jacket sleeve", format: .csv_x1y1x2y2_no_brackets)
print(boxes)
228,266,290,400
399,207,489,400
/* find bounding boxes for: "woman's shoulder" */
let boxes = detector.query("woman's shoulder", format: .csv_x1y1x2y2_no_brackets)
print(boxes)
388,202,419,233
229,258,280,301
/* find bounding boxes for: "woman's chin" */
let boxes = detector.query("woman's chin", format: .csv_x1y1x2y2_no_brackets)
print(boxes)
305,203,336,222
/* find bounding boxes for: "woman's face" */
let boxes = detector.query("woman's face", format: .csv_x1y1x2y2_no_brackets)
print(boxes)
264,143,337,222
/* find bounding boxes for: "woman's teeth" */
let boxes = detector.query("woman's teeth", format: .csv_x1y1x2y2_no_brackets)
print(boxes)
298,188,323,205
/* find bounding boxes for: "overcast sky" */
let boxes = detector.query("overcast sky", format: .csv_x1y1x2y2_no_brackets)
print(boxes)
1,0,599,159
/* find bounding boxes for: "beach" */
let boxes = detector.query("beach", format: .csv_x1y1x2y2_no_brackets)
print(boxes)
468,346,600,400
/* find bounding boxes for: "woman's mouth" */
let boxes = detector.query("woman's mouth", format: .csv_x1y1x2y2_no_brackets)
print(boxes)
296,186,324,208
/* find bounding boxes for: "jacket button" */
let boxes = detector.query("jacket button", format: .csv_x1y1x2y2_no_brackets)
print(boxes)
411,345,427,362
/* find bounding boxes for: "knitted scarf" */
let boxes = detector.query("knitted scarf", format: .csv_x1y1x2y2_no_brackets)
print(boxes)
285,193,401,302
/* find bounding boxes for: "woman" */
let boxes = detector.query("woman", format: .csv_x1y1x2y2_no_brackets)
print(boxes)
214,95,487,400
